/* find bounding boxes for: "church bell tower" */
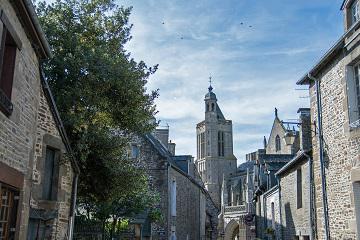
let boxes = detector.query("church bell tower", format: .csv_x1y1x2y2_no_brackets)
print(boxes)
196,81,237,207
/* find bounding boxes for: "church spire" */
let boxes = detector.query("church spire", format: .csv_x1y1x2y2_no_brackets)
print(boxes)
208,76,213,92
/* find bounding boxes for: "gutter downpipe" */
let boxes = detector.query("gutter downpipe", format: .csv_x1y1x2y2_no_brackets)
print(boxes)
68,174,79,240
308,73,330,240
303,151,315,240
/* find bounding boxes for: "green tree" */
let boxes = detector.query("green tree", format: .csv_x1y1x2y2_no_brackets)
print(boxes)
35,0,160,235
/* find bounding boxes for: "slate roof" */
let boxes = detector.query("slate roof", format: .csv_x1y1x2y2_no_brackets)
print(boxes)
237,160,254,172
275,150,312,176
171,155,192,173
9,0,52,58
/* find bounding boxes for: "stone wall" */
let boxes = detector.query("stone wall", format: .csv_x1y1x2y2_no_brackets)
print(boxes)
136,136,169,239
31,88,74,239
307,38,360,239
170,167,205,240
0,1,75,239
263,187,281,240
279,159,311,239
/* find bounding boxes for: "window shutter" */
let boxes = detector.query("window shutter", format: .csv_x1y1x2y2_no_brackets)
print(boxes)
346,66,359,124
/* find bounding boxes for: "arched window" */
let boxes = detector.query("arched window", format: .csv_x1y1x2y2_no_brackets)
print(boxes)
275,135,281,152
211,103,215,111
218,131,224,156
206,103,209,112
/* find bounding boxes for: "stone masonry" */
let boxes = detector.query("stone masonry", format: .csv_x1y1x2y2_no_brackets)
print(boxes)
0,1,78,239
297,2,360,238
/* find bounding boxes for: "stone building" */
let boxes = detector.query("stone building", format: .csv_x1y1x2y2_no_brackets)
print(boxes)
218,160,256,240
274,108,314,240
296,1,360,238
0,0,79,239
196,85,237,207
194,85,256,239
131,128,219,240
252,109,301,239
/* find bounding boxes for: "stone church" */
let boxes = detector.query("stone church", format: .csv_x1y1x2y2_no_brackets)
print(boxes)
196,84,237,207
195,85,255,239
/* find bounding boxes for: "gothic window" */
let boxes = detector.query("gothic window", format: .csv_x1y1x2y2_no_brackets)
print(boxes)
346,64,360,128
0,183,19,239
200,132,205,159
296,168,302,209
43,147,59,201
218,131,224,157
197,134,199,159
275,135,281,152
0,13,21,116
351,0,360,26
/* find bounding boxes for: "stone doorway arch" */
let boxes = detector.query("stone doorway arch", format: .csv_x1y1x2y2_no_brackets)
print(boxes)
224,219,240,240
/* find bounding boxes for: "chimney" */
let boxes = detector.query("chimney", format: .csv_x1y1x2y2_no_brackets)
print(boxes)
297,108,311,151
168,140,176,156
155,128,169,148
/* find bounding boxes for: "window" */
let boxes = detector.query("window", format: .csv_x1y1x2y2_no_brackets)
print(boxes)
218,131,224,157
0,183,19,240
27,218,46,240
353,182,360,240
351,0,360,26
211,103,215,111
200,132,205,159
296,168,302,209
0,17,19,116
170,180,176,217
271,202,275,229
130,144,139,158
347,64,360,128
275,135,281,152
43,147,59,200
206,103,209,112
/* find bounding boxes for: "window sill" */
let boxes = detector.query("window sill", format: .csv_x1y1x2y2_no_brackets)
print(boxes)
37,199,58,209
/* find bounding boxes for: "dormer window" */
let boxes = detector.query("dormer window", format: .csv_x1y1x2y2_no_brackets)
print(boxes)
351,0,360,26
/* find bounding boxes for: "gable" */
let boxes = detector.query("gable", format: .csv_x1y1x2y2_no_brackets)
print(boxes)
266,117,286,153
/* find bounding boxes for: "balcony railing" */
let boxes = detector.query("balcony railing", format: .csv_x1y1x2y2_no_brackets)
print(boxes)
224,205,247,214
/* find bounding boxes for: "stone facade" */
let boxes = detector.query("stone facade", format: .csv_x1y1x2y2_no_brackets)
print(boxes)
262,186,281,240
277,155,312,240
297,1,360,239
133,131,219,240
252,109,301,239
0,1,78,239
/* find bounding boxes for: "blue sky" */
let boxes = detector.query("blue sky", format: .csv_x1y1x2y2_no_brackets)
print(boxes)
44,0,345,163
121,0,344,163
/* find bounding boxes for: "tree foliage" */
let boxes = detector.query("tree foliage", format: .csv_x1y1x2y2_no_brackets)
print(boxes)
35,0,160,225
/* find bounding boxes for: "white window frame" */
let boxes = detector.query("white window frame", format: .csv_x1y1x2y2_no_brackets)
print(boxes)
346,64,360,128
351,0,360,26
